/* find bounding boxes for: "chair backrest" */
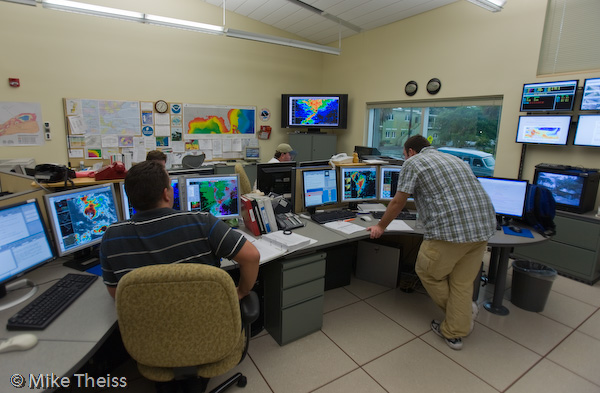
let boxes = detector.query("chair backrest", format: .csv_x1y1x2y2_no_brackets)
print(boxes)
182,154,206,169
234,163,252,195
115,264,242,370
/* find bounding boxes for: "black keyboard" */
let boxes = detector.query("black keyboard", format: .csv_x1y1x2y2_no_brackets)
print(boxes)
7,273,98,331
371,211,417,220
311,209,356,224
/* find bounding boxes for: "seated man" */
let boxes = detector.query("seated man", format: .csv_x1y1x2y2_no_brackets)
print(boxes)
145,150,167,166
100,160,259,299
268,143,296,163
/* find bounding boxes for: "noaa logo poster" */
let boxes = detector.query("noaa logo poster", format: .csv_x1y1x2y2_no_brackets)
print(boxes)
142,126,154,136
171,104,182,114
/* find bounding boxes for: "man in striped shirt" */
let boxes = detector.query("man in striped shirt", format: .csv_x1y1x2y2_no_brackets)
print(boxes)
367,135,496,350
100,160,259,299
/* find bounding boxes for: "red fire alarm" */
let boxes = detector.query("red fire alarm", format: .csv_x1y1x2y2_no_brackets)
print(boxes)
9,78,20,87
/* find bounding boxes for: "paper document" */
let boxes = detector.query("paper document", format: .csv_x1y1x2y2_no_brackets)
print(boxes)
323,221,365,234
385,220,414,232
358,203,387,212
262,231,313,252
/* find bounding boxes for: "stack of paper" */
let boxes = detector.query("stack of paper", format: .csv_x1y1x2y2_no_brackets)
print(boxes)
262,231,312,252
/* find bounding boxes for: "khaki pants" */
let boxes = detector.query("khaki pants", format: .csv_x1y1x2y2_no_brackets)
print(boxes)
415,239,487,338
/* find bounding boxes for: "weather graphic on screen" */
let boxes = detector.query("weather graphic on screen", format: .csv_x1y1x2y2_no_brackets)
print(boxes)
291,97,339,126
189,178,238,218
343,169,377,200
55,190,118,251
523,127,561,142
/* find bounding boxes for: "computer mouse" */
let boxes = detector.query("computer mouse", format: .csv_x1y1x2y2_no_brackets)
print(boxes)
508,225,522,233
360,215,372,222
0,334,38,353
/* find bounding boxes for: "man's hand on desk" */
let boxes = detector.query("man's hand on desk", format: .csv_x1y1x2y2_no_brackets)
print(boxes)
367,224,385,239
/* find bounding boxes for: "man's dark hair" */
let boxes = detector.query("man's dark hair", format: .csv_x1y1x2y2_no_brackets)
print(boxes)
124,161,170,211
404,135,431,153
146,150,167,162
274,151,283,159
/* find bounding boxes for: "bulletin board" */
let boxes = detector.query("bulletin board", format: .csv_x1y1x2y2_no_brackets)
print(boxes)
63,98,258,168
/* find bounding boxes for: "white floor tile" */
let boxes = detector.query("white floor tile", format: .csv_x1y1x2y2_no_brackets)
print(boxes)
547,331,600,386
505,359,600,393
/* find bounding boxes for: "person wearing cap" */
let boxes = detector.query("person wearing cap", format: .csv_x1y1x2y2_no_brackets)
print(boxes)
268,143,296,163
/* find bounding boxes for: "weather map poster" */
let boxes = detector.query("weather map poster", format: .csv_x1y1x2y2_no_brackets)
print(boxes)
0,101,44,146
183,104,256,139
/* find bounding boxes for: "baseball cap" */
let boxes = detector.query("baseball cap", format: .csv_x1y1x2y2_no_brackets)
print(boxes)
276,143,294,153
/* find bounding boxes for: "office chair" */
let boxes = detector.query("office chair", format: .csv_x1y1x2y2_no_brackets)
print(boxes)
115,264,259,393
234,163,252,195
182,153,206,169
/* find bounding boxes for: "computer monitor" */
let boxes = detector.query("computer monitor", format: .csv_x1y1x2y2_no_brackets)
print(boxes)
183,174,240,220
534,165,599,214
379,166,402,201
574,115,600,147
354,145,381,159
340,166,378,208
298,160,331,167
580,77,600,111
244,146,260,161
256,161,296,196
520,79,578,112
120,176,182,219
168,166,214,177
516,115,572,145
477,177,529,224
302,167,338,214
0,199,55,310
44,183,120,266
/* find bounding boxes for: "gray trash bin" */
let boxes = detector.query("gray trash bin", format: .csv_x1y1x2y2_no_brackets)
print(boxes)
511,260,557,312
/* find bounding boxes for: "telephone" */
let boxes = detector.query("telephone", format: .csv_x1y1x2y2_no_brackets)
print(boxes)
34,164,75,183
276,212,304,231
94,161,127,181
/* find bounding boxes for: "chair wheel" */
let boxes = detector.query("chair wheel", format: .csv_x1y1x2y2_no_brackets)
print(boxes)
237,376,247,387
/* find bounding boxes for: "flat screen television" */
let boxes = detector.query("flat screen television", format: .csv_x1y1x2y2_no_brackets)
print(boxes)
477,177,529,222
516,115,572,145
120,176,182,219
534,165,599,213
281,94,348,132
256,162,296,196
379,166,402,201
183,174,240,220
302,167,338,214
339,166,378,208
44,183,120,266
580,77,600,111
520,79,578,112
574,115,600,147
0,199,55,310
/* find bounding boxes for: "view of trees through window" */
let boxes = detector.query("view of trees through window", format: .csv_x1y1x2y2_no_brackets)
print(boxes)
367,99,502,176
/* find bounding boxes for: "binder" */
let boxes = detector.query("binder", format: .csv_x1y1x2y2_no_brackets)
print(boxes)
240,195,261,236
256,198,272,233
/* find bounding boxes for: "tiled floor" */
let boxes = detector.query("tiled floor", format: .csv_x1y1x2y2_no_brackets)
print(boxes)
99,256,600,393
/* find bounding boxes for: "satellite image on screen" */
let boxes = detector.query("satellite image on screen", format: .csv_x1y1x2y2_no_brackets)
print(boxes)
190,178,238,217
55,190,118,250
291,97,339,126
343,169,377,200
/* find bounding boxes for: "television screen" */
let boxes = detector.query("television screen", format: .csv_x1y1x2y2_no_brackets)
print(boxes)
302,168,338,209
184,174,240,219
44,184,120,257
520,80,578,112
516,115,571,145
477,177,529,219
580,77,600,111
379,166,402,201
281,94,348,130
535,171,584,208
574,115,600,147
340,166,378,203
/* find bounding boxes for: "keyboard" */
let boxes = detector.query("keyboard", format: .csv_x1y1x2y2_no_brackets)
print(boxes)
371,211,417,220
7,273,98,331
311,209,356,224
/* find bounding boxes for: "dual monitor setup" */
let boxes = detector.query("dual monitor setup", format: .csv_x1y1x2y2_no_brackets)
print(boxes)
517,77,600,147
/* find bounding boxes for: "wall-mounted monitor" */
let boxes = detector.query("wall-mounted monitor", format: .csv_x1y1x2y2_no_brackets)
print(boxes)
302,167,338,214
520,80,578,112
534,165,599,214
120,176,182,219
580,77,600,111
477,177,529,220
281,94,348,132
44,184,120,261
339,166,378,206
184,174,240,220
379,166,402,201
516,115,572,145
574,115,600,147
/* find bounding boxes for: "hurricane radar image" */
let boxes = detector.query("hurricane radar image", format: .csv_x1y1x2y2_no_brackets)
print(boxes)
344,170,377,200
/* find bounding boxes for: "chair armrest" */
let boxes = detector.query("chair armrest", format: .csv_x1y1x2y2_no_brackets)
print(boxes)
240,291,259,325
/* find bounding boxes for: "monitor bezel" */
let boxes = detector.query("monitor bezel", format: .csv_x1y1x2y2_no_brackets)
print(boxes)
515,115,572,145
477,176,529,220
301,166,339,210
573,114,600,147
256,161,297,195
43,183,120,258
520,79,578,112
183,173,241,220
378,165,403,201
339,165,379,203
532,168,596,213
579,77,600,111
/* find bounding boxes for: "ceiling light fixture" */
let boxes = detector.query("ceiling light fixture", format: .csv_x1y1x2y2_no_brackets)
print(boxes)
41,0,144,22
225,28,340,55
145,14,224,35
466,0,506,12
1,0,36,6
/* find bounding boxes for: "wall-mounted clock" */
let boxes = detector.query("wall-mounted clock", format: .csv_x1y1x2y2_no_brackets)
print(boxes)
405,81,418,96
426,78,441,95
155,100,168,113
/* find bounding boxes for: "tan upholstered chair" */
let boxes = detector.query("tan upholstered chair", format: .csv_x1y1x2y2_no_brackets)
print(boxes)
115,263,259,393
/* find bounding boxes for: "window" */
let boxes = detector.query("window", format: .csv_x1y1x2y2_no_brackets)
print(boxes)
367,97,502,176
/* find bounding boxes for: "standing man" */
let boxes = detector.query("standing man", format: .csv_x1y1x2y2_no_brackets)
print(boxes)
367,135,495,350
100,160,259,300
268,143,296,163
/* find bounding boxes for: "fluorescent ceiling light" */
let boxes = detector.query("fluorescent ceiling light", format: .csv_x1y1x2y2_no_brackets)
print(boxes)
226,28,340,55
466,0,506,12
145,14,223,35
1,0,36,5
41,0,144,22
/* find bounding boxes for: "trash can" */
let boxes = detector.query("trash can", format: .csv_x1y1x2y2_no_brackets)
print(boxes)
511,260,557,312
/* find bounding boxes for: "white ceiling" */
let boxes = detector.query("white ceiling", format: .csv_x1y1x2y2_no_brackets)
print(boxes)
202,0,459,45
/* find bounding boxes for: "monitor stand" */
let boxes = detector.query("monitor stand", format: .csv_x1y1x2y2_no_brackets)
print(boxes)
0,279,39,312
347,202,359,211
63,248,100,271
496,215,513,230
306,127,322,134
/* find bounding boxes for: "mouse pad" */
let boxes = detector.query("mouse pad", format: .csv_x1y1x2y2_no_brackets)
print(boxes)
85,264,103,276
502,226,534,238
